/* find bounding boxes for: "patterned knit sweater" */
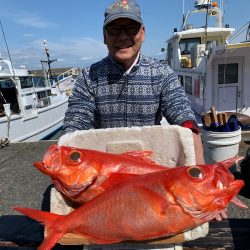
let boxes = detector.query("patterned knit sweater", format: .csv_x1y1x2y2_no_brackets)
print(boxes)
62,54,196,134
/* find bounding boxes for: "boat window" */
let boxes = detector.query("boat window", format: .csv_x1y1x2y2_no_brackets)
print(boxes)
167,42,173,64
0,78,20,114
218,63,238,84
37,90,52,100
178,75,184,86
206,40,217,50
0,79,15,88
36,90,52,107
180,38,201,55
20,77,34,89
32,76,45,87
185,76,193,95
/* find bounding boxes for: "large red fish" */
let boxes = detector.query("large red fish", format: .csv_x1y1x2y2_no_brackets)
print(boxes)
34,144,168,203
15,157,246,250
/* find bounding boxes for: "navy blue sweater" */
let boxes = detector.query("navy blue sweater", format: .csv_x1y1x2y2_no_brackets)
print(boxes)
62,54,196,134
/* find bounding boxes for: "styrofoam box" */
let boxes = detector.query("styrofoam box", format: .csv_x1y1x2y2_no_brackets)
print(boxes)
50,125,208,248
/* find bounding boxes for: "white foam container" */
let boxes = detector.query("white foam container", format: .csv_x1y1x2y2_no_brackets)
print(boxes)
52,125,208,249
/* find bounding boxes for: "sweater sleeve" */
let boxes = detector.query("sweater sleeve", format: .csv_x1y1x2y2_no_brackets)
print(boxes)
160,65,197,125
62,68,95,135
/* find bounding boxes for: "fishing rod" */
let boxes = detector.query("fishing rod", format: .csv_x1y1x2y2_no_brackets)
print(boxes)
0,20,15,75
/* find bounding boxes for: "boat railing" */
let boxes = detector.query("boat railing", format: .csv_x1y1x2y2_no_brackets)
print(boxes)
228,21,250,43
57,68,80,84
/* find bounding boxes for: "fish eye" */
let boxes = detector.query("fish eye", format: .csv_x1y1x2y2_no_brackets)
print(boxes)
69,151,81,161
188,167,203,179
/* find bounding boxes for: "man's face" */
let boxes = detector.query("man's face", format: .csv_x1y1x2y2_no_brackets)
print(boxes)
104,18,145,69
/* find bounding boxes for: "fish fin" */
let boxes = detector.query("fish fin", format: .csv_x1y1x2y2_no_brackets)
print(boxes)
14,207,64,250
14,207,60,224
217,156,244,169
133,186,170,215
121,151,157,164
101,173,138,189
231,197,248,208
37,231,64,250
81,173,139,202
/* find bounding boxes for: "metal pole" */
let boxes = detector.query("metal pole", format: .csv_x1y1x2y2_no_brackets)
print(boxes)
0,20,15,75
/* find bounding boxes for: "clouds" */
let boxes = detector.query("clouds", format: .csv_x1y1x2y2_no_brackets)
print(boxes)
46,37,108,67
2,0,247,71
4,36,108,70
0,0,164,70
0,0,109,70
16,17,58,29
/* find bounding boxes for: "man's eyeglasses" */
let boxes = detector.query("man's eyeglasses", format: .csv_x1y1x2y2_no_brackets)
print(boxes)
106,24,142,36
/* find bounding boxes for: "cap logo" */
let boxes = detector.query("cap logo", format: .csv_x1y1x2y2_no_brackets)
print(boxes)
112,0,130,10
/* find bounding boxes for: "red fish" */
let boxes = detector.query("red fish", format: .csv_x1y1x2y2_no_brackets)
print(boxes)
15,157,246,250
34,144,167,203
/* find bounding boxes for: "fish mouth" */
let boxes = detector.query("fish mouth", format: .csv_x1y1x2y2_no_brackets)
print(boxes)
179,178,246,220
214,165,244,197
34,162,50,174
214,179,246,208
34,161,60,177
52,178,94,197
177,166,246,220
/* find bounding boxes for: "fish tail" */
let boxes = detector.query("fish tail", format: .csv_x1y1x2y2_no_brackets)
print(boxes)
14,207,65,250
37,232,64,250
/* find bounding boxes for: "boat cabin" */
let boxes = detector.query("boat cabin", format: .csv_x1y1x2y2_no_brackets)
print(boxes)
0,59,54,117
164,1,250,119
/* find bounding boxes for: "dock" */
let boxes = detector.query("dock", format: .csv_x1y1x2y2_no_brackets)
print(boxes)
0,131,250,249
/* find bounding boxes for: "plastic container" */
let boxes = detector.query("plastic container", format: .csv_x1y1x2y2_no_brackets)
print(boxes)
3,103,11,117
202,127,242,164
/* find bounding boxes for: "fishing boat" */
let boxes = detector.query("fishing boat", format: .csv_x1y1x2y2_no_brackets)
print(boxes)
163,0,250,126
0,55,69,143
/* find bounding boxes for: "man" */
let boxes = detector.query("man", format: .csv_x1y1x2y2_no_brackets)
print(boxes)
62,0,227,222
63,0,204,164
63,0,204,161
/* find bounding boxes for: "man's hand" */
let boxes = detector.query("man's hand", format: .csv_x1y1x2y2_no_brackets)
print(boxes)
192,132,205,165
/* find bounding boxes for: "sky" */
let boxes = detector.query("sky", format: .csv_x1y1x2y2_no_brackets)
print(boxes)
0,0,249,70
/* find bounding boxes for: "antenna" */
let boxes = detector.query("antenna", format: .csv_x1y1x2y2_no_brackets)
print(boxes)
182,0,185,25
41,40,57,83
0,20,15,75
220,0,224,25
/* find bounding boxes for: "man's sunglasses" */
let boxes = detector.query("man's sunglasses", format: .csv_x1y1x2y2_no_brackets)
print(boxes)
106,24,142,36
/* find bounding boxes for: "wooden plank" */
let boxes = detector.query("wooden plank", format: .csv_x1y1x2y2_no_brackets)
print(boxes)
210,106,218,124
201,113,211,127
59,233,185,246
217,113,224,125
222,113,228,124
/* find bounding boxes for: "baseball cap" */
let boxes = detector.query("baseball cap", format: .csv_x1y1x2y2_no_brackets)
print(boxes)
104,0,143,27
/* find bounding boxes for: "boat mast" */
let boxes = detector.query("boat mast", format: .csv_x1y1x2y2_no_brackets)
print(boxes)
182,0,185,28
220,0,224,23
41,40,57,85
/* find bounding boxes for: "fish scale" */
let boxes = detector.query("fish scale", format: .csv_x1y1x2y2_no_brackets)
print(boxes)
34,144,167,203
15,157,246,250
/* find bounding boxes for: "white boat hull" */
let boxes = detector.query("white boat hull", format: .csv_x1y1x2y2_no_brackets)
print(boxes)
0,99,68,142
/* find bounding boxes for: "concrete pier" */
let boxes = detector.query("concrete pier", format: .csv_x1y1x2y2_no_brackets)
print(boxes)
0,131,250,249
